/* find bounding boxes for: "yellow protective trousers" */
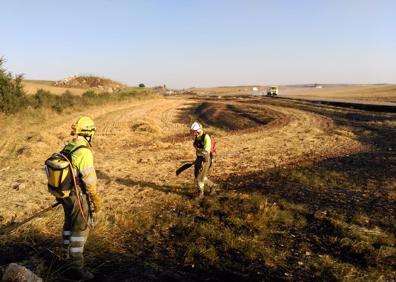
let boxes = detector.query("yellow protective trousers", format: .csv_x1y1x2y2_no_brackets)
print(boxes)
61,193,90,271
194,156,215,191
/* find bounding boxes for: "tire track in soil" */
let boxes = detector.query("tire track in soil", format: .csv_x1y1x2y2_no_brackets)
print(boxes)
180,99,363,180
0,140,11,158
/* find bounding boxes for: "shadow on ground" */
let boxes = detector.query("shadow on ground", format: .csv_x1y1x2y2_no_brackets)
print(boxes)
0,215,290,282
115,177,194,198
224,151,396,231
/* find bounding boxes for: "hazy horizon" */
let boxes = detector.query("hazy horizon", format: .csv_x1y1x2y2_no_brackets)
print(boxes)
2,0,395,88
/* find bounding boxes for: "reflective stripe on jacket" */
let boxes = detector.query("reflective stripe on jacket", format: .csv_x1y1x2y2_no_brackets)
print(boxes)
63,136,97,196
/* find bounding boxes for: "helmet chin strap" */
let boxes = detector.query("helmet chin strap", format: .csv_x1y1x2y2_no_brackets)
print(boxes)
81,135,93,144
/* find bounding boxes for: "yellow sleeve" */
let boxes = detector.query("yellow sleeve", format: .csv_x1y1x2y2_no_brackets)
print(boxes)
203,134,211,152
73,148,98,196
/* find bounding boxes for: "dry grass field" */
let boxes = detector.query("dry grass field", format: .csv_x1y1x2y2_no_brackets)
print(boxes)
0,91,395,281
23,80,88,96
194,84,396,104
281,85,396,103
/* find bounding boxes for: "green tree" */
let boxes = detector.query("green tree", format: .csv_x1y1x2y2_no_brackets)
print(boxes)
0,57,26,113
138,83,145,88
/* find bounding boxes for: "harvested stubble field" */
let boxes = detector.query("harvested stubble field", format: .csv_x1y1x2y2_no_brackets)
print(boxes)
0,94,395,281
280,84,396,104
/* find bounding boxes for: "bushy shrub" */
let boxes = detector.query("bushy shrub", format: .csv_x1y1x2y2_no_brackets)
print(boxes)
0,58,154,114
82,90,97,98
0,57,26,113
30,89,81,113
31,89,55,108
57,90,78,109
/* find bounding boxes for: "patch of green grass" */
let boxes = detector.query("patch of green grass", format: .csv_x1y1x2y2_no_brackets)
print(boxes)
139,192,299,273
333,217,395,251
283,169,349,189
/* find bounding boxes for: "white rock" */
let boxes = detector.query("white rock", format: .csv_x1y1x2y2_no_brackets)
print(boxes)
2,263,42,282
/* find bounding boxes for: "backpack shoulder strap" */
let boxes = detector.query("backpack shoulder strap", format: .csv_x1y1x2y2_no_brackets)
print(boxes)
61,144,90,160
195,133,208,148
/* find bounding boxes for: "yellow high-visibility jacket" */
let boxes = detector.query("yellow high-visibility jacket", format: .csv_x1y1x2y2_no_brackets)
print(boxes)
63,136,98,197
194,132,211,157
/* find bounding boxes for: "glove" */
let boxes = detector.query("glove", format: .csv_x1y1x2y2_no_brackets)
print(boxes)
90,193,103,212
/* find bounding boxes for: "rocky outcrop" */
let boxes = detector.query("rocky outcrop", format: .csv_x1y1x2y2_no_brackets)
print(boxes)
55,75,125,93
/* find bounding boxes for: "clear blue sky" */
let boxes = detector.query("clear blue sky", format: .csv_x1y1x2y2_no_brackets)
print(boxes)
1,0,395,88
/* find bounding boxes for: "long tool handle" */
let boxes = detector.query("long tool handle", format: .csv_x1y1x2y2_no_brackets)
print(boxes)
0,201,61,236
176,161,195,176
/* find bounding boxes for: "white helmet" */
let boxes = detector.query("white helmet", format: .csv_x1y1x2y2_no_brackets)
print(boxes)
190,121,202,133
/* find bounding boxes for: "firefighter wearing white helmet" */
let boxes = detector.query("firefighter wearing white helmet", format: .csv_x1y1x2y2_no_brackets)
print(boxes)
190,121,217,199
60,116,102,280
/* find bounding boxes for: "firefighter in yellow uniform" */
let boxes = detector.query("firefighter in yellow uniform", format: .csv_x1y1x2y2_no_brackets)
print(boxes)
190,121,216,199
60,116,102,280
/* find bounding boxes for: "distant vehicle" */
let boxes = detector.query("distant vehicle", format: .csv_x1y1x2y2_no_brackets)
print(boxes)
266,86,278,96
